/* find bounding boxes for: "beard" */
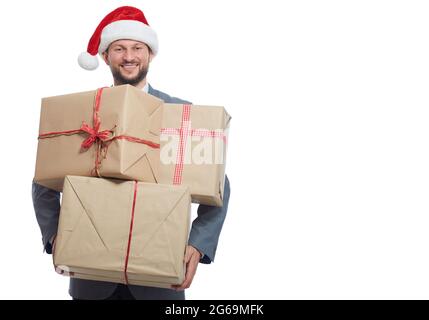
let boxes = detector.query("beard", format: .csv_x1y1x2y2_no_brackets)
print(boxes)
110,63,149,86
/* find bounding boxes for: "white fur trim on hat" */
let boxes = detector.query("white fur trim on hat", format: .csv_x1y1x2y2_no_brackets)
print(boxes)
99,20,158,55
78,51,99,70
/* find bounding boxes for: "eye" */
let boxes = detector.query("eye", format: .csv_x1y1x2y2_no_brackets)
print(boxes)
114,48,123,52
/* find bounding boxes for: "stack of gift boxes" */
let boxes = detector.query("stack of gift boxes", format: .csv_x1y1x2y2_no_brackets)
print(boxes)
34,85,230,288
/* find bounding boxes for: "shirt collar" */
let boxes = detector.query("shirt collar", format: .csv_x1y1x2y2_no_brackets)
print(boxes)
111,82,149,93
142,82,149,93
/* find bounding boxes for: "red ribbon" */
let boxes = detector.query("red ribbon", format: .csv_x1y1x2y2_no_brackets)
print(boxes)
38,87,160,176
79,122,112,149
124,181,138,285
160,104,227,185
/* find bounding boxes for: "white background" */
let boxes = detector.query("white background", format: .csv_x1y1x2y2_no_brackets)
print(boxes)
1,0,429,299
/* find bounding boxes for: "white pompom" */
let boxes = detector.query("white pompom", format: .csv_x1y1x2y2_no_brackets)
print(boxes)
77,52,99,70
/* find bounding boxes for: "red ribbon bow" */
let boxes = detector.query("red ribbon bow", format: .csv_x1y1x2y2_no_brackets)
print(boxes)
80,121,113,149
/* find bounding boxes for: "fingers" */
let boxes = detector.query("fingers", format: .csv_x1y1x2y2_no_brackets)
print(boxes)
184,246,192,263
171,247,200,291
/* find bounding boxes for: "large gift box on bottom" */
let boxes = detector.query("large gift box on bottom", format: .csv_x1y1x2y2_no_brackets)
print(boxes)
159,104,231,206
34,85,163,191
53,176,191,288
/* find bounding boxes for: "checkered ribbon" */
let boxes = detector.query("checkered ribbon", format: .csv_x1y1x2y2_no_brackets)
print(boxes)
160,104,227,185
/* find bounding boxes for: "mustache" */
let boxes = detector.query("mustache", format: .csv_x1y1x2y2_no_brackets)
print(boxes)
121,60,139,64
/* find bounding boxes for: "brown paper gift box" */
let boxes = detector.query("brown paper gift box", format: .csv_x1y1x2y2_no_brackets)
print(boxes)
159,104,231,206
53,176,191,288
34,85,163,191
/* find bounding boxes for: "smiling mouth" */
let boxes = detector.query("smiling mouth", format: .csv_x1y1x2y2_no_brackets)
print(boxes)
120,63,139,71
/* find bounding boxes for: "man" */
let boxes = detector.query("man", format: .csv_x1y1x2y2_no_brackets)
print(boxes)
32,6,230,300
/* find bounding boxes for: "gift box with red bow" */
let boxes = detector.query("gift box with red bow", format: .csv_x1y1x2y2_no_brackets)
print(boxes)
34,85,163,191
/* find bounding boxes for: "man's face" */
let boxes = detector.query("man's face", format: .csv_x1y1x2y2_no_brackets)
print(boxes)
102,39,153,86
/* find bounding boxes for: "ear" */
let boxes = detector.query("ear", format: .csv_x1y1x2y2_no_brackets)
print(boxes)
102,51,110,66
146,44,154,63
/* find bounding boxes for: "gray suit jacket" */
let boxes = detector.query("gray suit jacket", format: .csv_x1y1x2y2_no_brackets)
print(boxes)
32,85,230,300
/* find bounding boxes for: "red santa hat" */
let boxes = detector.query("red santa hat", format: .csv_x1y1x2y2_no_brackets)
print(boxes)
78,6,158,70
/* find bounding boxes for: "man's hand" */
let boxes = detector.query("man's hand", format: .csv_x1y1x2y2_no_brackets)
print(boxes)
172,245,202,291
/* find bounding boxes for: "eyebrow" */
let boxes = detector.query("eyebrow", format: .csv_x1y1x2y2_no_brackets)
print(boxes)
112,44,144,49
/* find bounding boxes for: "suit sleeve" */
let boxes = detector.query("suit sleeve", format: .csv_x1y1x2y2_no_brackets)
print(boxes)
188,175,231,264
32,181,61,254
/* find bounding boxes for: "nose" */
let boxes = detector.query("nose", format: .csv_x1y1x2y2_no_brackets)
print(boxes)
123,49,135,61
